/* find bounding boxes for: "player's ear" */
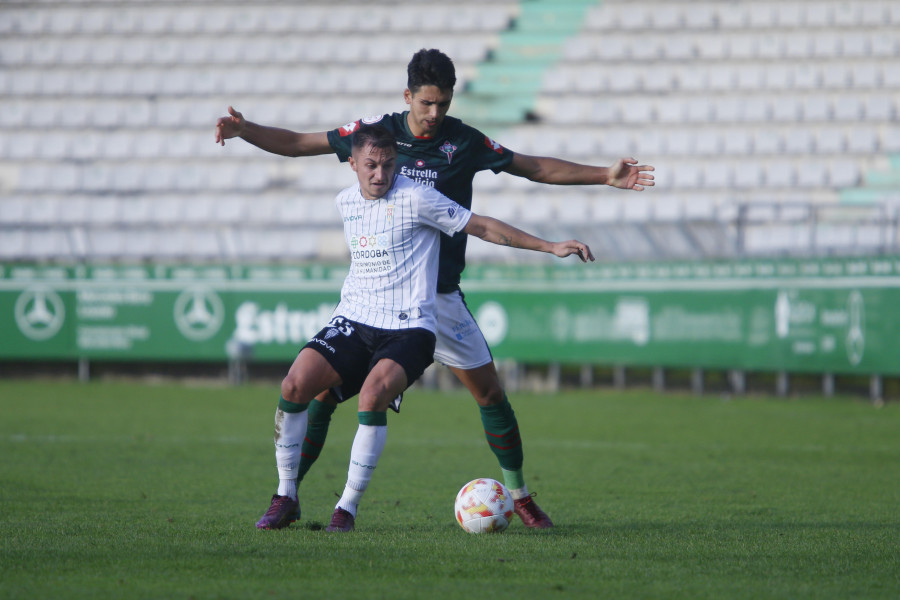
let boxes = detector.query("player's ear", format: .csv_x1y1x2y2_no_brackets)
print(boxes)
403,89,412,105
348,156,358,173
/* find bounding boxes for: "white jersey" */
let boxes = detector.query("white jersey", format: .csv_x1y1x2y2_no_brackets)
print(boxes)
333,174,472,332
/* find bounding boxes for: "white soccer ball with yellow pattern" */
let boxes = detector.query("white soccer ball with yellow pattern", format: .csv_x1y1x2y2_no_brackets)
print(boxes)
454,478,515,533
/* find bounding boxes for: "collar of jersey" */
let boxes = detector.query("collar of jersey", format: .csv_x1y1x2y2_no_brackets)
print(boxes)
402,111,443,142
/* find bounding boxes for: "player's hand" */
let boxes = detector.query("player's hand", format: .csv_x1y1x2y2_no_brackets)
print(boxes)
608,157,655,191
215,106,245,146
552,240,595,262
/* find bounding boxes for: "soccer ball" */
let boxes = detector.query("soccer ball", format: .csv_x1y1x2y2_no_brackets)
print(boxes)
454,478,514,533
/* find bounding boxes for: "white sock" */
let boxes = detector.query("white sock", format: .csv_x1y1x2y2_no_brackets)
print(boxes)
278,478,297,500
510,485,530,500
336,424,387,517
274,405,308,500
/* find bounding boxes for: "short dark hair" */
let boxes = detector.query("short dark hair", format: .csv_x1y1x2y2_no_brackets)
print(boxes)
407,48,456,93
350,124,397,154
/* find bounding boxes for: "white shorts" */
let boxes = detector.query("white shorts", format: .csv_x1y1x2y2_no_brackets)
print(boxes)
433,290,494,370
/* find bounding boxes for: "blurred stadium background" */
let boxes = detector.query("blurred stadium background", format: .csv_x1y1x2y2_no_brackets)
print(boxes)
1,0,898,397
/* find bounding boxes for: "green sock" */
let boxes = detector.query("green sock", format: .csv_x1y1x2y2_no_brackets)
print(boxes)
479,396,525,489
502,468,526,494
296,398,337,483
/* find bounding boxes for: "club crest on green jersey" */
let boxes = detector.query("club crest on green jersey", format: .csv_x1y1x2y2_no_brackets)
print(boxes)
439,141,457,164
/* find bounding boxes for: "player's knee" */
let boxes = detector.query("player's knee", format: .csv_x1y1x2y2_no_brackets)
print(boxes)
357,388,386,412
281,374,306,404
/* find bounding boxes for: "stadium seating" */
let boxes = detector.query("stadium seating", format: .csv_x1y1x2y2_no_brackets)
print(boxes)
1,0,897,262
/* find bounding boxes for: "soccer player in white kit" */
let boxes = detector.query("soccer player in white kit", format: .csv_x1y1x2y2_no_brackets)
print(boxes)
256,125,594,531
217,49,652,528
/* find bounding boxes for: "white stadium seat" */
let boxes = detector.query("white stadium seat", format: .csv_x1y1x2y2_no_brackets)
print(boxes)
796,161,829,188
766,161,795,188
753,129,783,155
733,161,764,189
828,160,860,188
815,128,845,154
847,128,879,153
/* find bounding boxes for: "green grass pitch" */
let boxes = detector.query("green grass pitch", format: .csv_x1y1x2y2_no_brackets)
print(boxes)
1,379,898,599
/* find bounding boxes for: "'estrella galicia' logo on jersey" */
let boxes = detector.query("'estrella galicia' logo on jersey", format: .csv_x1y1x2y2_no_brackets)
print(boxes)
439,141,457,164
339,121,360,137
415,159,425,167
485,136,504,154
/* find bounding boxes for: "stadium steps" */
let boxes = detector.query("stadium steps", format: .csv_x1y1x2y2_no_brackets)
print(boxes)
453,0,595,129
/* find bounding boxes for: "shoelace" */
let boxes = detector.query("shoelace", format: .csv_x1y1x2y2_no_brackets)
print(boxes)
329,509,353,528
265,496,293,516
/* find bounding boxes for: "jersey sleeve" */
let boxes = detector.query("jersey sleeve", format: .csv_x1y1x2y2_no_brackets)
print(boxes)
326,122,358,163
464,124,515,174
326,114,393,163
416,186,472,236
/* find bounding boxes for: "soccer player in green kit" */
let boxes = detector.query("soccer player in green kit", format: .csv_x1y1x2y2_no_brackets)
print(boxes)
215,49,654,528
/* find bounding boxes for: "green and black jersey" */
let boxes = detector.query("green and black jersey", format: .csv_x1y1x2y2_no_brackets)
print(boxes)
327,112,515,293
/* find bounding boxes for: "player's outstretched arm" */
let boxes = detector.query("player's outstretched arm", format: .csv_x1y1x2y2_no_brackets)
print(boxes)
463,214,595,263
215,106,333,157
503,153,655,191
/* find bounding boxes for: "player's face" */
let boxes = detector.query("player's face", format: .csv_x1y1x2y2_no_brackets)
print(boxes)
404,85,453,138
349,144,397,200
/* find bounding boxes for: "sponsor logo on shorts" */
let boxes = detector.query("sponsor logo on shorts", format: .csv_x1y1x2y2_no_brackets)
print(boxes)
324,328,340,340
311,337,336,353
452,317,474,341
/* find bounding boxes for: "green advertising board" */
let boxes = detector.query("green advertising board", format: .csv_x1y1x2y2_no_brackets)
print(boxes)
460,258,899,375
2,257,899,375
1,264,346,362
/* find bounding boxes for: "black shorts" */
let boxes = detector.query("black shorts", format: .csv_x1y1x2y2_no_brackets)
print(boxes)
303,315,436,403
